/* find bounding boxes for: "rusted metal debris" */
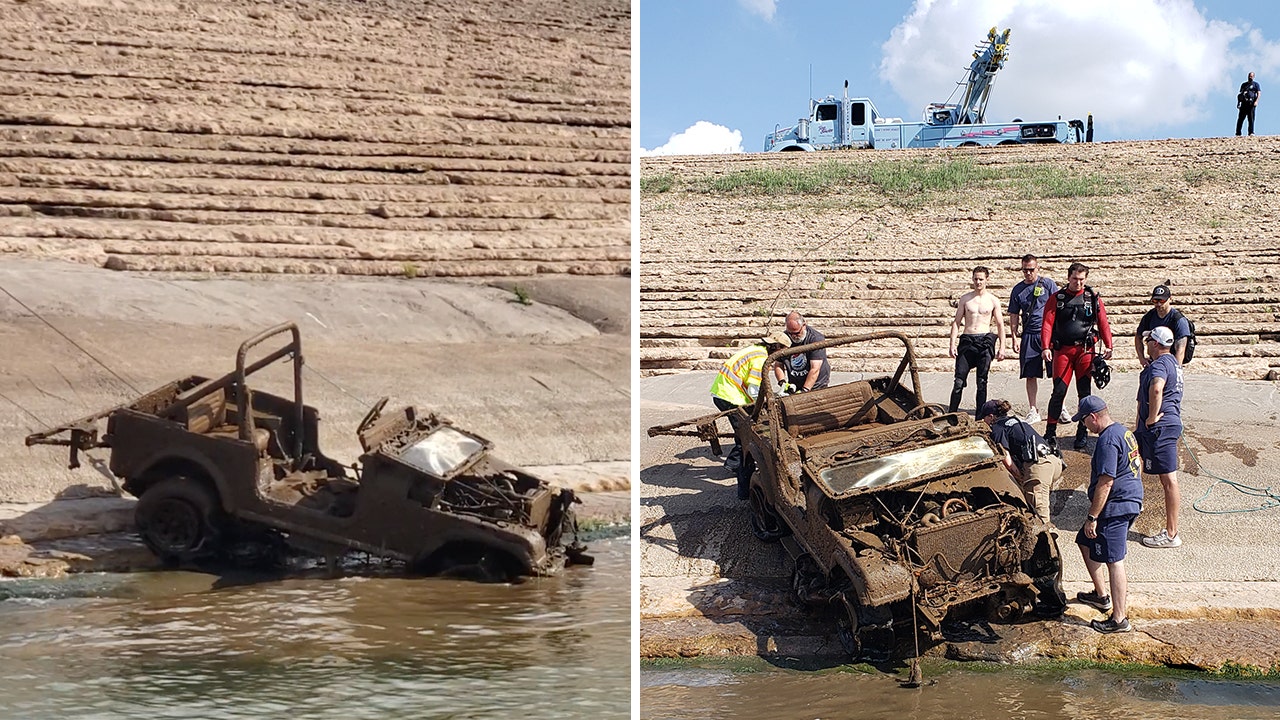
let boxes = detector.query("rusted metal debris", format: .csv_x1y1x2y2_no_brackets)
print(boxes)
650,331,1065,659
26,322,592,581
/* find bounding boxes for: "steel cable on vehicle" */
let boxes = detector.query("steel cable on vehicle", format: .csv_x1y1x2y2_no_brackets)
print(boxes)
1182,429,1280,514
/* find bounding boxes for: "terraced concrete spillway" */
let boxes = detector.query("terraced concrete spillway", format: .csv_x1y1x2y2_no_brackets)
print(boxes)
640,140,1280,379
0,0,630,277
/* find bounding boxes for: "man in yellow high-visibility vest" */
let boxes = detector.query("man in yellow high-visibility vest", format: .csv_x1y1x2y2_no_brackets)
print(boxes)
710,331,792,499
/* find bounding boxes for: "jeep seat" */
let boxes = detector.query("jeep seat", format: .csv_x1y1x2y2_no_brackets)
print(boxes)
778,381,876,437
175,385,270,453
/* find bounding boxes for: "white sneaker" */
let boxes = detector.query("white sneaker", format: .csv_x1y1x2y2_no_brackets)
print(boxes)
1025,407,1042,424
1059,408,1071,424
1141,529,1183,548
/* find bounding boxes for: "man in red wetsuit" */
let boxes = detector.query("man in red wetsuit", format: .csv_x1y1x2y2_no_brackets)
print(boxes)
1041,262,1114,452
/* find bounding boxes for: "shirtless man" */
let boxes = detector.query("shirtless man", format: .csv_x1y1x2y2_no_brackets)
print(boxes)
949,266,1006,415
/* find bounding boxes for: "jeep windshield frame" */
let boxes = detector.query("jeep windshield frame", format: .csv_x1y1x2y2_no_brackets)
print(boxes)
757,330,925,421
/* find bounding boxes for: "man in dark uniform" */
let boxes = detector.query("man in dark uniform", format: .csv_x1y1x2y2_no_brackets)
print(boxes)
1237,71,1261,136
1041,262,1114,452
1134,283,1191,366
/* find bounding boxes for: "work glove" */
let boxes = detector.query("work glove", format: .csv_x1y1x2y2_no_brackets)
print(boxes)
778,382,797,395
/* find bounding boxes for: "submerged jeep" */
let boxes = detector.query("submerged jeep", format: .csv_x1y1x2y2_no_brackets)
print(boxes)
655,332,1064,657
27,323,590,580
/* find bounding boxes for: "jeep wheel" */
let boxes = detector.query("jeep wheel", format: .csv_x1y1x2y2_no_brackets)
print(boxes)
420,544,521,583
135,477,223,565
748,485,790,543
835,593,862,657
836,592,896,660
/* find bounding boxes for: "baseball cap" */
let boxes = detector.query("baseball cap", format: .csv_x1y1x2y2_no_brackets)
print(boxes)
978,399,1003,419
1070,395,1107,422
1151,284,1171,301
1146,325,1174,347
761,331,792,348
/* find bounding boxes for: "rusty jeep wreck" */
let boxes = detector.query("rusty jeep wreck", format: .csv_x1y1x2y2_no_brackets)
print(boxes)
654,332,1065,657
26,323,590,581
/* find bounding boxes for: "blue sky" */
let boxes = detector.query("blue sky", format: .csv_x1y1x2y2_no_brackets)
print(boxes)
639,0,1280,154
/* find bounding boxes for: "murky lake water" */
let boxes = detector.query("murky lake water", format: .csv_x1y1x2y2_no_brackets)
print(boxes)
642,660,1280,720
0,538,628,719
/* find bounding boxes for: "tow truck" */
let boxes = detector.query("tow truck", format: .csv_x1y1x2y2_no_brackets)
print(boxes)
764,27,1087,151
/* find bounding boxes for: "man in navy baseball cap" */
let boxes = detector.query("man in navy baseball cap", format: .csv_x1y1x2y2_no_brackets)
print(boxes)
1071,395,1144,634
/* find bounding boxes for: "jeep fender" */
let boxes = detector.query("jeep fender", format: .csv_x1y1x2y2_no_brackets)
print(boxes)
834,547,914,608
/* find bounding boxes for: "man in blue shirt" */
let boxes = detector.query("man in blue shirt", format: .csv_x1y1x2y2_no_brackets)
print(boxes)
1008,254,1059,424
1136,325,1185,549
1237,71,1261,136
1134,283,1191,365
1071,395,1142,633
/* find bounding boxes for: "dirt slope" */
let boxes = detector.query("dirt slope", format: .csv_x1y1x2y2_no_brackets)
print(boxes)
0,0,629,277
640,138,1280,379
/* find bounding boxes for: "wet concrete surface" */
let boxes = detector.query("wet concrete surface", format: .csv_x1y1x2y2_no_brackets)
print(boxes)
641,369,1280,672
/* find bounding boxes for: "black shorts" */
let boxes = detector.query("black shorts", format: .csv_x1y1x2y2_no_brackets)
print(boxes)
1018,333,1047,379
1076,513,1136,564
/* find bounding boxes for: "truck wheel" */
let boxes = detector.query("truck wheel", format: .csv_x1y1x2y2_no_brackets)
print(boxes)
419,544,520,583
135,477,223,565
835,593,862,657
837,592,897,660
748,485,790,543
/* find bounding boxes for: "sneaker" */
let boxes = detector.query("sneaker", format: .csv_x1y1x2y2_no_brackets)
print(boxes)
1059,408,1071,423
1090,616,1132,634
1076,590,1112,612
1141,529,1183,548
1045,436,1058,455
1073,424,1088,450
1025,407,1042,424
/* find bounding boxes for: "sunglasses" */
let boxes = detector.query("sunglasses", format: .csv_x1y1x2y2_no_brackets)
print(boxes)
1020,268,1036,273
1152,298,1168,304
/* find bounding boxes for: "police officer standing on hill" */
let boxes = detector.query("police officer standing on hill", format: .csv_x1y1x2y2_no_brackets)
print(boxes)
1237,71,1261,136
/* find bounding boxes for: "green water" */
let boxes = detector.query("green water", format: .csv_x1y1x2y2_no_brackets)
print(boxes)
0,538,629,719
642,659,1280,720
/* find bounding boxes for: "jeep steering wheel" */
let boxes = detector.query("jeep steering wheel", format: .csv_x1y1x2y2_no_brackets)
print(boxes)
906,403,947,420
357,396,389,435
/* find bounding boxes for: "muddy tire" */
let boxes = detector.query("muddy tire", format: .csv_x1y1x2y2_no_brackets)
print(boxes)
835,593,862,658
419,544,521,583
836,592,897,660
135,476,224,565
748,484,790,543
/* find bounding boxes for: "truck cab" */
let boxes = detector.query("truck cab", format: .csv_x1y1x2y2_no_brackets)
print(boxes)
764,90,880,152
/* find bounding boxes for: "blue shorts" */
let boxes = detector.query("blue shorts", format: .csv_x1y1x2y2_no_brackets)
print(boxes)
1076,513,1136,564
1018,333,1047,379
1137,425,1180,474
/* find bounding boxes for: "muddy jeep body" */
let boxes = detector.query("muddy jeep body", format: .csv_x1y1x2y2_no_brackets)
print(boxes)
738,333,1064,655
27,323,588,579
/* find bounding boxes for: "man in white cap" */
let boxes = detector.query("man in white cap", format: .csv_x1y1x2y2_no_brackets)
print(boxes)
1071,394,1142,633
1137,325,1185,549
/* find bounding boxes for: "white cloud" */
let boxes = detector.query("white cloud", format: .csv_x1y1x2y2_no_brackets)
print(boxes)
739,0,777,22
879,0,1274,133
640,121,745,156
